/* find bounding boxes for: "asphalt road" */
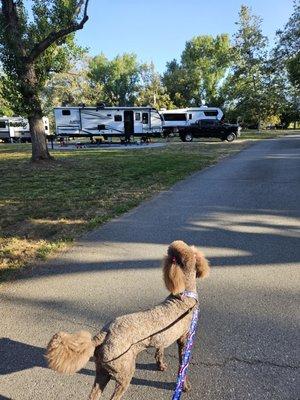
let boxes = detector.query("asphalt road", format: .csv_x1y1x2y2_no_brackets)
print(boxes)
1,136,300,400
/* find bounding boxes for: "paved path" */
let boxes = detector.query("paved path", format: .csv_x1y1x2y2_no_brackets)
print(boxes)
1,136,300,400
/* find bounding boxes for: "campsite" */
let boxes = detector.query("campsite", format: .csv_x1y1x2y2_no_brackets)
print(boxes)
0,1,299,400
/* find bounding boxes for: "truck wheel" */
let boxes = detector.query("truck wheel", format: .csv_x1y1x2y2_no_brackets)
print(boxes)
226,132,236,142
180,133,193,142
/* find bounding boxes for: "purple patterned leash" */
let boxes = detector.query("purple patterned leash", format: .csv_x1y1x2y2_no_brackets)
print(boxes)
172,290,199,400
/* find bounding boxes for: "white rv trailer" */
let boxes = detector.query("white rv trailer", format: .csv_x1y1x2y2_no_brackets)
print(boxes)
160,107,223,134
0,116,50,142
54,106,163,139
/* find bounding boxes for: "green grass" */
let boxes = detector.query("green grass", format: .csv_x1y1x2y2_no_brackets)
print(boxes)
240,129,300,140
0,134,287,282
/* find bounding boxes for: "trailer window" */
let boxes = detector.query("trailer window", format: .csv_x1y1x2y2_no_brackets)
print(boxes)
135,112,141,121
204,110,218,117
142,113,149,124
45,126,48,131
114,115,122,122
62,110,71,116
0,121,7,128
163,113,187,121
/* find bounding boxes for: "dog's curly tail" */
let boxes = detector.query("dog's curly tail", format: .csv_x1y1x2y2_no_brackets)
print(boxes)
46,330,106,374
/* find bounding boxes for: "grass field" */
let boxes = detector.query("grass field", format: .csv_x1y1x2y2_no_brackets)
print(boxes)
239,129,299,140
0,130,298,282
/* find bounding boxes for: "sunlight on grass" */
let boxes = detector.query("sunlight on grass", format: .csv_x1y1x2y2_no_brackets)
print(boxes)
0,140,251,282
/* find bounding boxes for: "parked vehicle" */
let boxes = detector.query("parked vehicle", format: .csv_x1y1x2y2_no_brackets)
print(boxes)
178,119,241,142
160,107,223,135
0,116,50,143
54,105,163,140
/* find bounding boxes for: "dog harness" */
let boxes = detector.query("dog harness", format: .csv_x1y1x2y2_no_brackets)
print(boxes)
172,290,199,400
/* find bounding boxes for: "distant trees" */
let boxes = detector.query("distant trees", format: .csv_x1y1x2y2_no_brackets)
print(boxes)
163,35,232,107
0,77,12,116
181,34,232,105
1,0,298,150
45,55,173,110
0,0,90,160
87,53,141,106
272,0,300,128
275,0,300,89
136,62,173,109
222,5,270,126
222,4,299,127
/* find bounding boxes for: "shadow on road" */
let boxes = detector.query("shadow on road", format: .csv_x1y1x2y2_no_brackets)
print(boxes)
0,338,46,375
1,137,299,399
2,206,299,283
0,338,176,392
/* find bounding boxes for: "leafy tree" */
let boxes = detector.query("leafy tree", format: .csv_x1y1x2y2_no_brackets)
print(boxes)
266,1,300,128
274,0,300,89
287,53,300,89
163,35,232,107
0,0,90,160
181,34,232,105
136,62,173,109
42,55,93,110
278,88,300,128
0,76,13,116
163,59,193,107
88,53,141,106
223,5,271,126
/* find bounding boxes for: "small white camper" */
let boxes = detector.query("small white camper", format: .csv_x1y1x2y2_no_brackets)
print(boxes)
54,106,163,140
160,107,223,134
0,116,50,142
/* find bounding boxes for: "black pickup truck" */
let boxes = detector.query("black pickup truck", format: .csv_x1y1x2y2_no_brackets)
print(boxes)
178,119,241,142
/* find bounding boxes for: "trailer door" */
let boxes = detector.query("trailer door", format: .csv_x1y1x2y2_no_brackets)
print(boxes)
142,112,150,132
0,119,10,139
124,110,134,136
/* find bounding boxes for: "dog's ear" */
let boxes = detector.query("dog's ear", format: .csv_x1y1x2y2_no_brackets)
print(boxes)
191,246,210,279
163,256,185,294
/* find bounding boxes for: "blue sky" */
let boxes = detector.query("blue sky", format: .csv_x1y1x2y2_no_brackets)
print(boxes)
76,0,294,73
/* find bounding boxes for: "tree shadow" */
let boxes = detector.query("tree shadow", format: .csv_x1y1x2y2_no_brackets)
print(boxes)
0,338,46,375
0,337,175,392
136,362,158,371
131,377,174,391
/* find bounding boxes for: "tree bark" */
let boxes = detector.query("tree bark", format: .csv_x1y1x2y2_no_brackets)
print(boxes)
21,64,53,161
28,113,52,161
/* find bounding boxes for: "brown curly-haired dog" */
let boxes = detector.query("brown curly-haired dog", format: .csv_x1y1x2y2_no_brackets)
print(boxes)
46,241,209,399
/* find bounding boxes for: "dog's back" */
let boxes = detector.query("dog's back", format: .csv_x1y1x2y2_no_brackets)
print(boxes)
98,295,196,363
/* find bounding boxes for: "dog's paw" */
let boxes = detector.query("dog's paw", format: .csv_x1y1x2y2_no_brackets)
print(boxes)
183,379,191,392
157,362,168,371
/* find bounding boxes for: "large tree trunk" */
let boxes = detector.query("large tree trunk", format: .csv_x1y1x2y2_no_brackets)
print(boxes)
28,113,52,161
21,64,53,161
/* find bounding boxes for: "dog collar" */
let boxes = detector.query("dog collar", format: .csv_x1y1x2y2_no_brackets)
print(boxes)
182,290,198,301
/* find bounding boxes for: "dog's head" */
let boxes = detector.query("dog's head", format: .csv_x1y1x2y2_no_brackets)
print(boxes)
163,240,210,294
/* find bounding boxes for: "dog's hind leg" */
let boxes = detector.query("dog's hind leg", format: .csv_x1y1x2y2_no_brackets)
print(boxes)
110,354,136,400
155,347,167,371
88,365,111,400
177,334,191,392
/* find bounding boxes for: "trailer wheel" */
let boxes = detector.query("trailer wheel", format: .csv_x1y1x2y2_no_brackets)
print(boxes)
180,132,193,142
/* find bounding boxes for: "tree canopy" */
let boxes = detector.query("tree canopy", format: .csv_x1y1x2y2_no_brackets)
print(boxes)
275,0,300,89
0,0,89,160
163,34,232,107
0,0,299,152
